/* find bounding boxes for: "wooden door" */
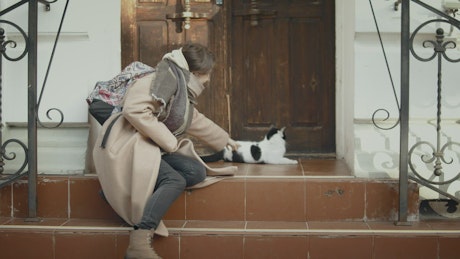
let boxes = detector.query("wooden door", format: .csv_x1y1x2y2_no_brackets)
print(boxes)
230,0,335,155
121,0,335,155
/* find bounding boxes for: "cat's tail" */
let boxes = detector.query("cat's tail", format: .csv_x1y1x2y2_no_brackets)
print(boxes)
200,150,225,163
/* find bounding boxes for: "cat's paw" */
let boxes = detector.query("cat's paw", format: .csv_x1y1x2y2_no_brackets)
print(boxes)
287,159,298,165
274,158,298,165
282,157,298,165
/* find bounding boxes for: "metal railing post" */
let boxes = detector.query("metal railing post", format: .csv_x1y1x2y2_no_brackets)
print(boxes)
27,0,38,221
397,0,410,225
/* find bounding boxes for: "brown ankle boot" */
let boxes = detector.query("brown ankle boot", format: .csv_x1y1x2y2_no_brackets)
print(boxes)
125,229,162,259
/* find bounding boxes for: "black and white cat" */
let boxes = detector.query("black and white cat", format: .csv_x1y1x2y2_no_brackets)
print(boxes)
201,127,298,165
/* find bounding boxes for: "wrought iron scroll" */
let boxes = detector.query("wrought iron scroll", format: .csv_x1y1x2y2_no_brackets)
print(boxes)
38,0,67,128
372,0,460,223
0,24,29,188
369,0,401,131
407,19,460,201
0,0,65,220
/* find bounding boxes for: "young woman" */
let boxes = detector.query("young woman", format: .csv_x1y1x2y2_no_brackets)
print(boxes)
92,43,238,258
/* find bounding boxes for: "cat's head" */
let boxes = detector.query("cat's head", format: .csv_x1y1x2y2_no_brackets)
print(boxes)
265,126,287,142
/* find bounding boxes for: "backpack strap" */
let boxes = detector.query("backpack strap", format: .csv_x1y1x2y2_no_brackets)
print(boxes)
100,114,123,149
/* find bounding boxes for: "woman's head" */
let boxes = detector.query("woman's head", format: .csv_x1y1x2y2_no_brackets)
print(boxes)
182,43,215,76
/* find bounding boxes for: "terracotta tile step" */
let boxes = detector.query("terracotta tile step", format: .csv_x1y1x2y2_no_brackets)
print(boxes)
0,173,420,222
0,219,459,259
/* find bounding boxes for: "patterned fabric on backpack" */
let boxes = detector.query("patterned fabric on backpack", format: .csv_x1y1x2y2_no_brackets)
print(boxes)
86,62,155,124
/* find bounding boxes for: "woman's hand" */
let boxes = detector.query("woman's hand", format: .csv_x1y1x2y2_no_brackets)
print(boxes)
227,138,240,151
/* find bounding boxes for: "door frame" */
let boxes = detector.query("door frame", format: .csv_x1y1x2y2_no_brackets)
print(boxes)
334,1,355,165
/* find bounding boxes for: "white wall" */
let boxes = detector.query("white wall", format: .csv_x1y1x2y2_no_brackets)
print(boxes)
1,0,120,173
2,0,121,122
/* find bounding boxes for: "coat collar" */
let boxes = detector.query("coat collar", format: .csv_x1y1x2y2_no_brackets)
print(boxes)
162,48,189,71
188,73,205,98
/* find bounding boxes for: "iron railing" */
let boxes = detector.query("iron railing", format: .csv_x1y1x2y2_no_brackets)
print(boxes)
0,0,64,220
373,0,460,223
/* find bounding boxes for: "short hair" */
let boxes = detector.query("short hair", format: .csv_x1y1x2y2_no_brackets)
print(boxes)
182,43,215,74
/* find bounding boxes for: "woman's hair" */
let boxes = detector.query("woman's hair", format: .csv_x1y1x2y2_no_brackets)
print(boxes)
182,43,215,74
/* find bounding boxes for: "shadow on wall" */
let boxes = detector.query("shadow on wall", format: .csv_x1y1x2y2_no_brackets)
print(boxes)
354,122,460,201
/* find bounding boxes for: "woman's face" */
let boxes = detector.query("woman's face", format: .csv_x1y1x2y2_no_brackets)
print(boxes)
193,72,211,85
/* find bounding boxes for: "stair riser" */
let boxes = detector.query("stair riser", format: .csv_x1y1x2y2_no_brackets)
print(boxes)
0,229,458,259
0,176,419,222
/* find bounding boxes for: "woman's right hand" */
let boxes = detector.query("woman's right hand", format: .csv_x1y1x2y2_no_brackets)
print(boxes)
227,138,240,151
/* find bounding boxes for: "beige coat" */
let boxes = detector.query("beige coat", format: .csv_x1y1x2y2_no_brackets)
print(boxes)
93,69,236,237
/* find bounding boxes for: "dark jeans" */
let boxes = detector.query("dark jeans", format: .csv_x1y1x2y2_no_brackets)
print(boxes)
137,153,206,230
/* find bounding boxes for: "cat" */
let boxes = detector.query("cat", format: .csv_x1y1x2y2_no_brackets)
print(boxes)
201,126,298,165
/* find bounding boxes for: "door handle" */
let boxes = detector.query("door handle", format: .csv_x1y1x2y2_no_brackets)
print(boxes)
233,0,276,26
166,0,208,30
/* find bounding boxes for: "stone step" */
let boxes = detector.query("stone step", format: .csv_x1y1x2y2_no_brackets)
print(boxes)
0,218,459,259
0,160,419,222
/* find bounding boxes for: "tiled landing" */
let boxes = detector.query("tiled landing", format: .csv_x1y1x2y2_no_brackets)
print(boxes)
0,159,457,259
0,159,419,222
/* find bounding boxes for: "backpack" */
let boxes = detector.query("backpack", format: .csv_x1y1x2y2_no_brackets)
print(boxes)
86,62,155,125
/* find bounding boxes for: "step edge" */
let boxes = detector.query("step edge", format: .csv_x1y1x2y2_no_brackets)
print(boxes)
1,225,459,236
0,225,131,232
33,174,358,180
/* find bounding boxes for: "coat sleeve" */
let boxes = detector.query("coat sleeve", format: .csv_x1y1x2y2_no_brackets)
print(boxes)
186,108,229,151
122,74,178,152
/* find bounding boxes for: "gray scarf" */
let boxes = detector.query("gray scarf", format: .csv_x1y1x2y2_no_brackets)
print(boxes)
150,60,194,136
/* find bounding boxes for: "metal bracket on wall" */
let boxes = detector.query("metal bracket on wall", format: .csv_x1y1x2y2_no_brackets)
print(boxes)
38,0,52,11
394,0,402,11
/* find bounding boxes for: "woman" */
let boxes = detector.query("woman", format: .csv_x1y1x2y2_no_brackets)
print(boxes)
93,43,238,258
